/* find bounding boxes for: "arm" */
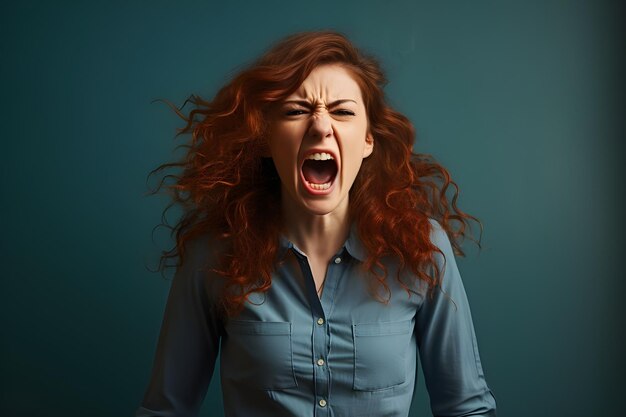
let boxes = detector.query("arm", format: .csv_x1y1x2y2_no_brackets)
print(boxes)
136,236,223,417
415,221,497,417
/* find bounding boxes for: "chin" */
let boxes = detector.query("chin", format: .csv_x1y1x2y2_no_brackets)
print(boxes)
281,182,349,218
300,200,340,216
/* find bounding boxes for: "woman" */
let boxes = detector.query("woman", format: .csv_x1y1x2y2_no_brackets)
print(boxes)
137,31,497,417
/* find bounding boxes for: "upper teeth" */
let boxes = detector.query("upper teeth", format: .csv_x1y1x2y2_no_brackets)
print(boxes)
306,152,334,161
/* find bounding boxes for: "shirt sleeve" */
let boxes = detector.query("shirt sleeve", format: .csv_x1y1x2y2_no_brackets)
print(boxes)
136,236,223,417
415,220,497,417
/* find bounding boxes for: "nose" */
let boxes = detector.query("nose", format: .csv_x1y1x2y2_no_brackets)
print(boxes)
307,112,333,140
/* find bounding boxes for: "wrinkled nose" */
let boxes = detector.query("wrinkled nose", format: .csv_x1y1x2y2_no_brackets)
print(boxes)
307,113,333,140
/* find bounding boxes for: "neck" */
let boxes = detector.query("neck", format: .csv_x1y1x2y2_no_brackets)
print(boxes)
280,192,350,261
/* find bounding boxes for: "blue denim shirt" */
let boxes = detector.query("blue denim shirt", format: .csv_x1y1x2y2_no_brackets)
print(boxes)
136,219,497,416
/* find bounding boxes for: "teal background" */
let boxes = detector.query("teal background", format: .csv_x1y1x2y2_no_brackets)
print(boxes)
1,1,624,416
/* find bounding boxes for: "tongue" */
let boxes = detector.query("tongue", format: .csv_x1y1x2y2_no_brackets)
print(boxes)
302,160,336,184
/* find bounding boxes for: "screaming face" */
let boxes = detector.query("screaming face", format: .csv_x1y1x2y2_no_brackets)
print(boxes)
266,64,374,217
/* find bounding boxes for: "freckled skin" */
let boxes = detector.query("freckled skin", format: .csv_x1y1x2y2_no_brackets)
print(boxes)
266,64,374,217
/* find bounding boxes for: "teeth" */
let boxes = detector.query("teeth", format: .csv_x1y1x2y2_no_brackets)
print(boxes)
306,152,334,161
306,180,332,190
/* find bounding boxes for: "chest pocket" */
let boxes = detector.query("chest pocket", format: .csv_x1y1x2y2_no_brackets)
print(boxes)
352,320,412,391
225,320,297,390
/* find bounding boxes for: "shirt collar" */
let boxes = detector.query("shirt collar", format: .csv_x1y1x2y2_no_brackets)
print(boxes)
278,223,367,263
344,223,366,262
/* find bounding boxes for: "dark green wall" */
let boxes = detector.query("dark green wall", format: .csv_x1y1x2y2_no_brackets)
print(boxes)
2,1,623,416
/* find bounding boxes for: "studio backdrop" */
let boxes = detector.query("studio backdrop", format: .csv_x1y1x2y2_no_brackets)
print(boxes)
1,1,623,416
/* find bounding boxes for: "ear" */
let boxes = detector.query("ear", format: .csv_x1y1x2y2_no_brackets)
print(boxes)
363,133,374,158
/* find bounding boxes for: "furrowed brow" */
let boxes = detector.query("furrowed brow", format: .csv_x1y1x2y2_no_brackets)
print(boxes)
282,100,313,107
282,99,358,107
327,99,358,107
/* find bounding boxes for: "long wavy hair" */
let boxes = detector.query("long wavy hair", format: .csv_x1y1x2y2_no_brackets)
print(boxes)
149,31,482,316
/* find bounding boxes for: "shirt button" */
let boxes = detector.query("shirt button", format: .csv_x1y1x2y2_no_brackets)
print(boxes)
317,317,325,325
317,358,325,366
334,257,342,264
319,399,327,407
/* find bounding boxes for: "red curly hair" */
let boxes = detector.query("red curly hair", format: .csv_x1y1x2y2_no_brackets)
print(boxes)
149,31,481,316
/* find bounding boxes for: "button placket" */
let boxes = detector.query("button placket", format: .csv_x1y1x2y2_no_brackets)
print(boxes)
314,251,347,415
296,255,330,416
312,312,329,415
293,248,349,417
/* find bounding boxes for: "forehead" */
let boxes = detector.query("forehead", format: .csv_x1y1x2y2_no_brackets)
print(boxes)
288,64,363,102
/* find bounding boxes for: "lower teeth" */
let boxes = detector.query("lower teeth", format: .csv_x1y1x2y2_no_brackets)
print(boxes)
307,181,331,190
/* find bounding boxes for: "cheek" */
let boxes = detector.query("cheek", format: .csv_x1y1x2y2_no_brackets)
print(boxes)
342,152,366,181
270,125,303,162
269,125,302,153
268,141,299,182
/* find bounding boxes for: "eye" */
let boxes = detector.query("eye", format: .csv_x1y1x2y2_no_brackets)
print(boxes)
285,109,308,116
332,109,356,116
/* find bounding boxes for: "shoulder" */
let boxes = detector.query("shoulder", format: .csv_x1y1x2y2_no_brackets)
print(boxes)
173,233,228,300
425,218,461,289
427,218,454,257
180,233,228,271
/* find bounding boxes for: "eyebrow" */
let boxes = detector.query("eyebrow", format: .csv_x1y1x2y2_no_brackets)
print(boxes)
282,99,358,107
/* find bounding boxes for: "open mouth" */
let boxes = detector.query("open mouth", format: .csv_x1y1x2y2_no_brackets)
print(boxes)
301,152,338,192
